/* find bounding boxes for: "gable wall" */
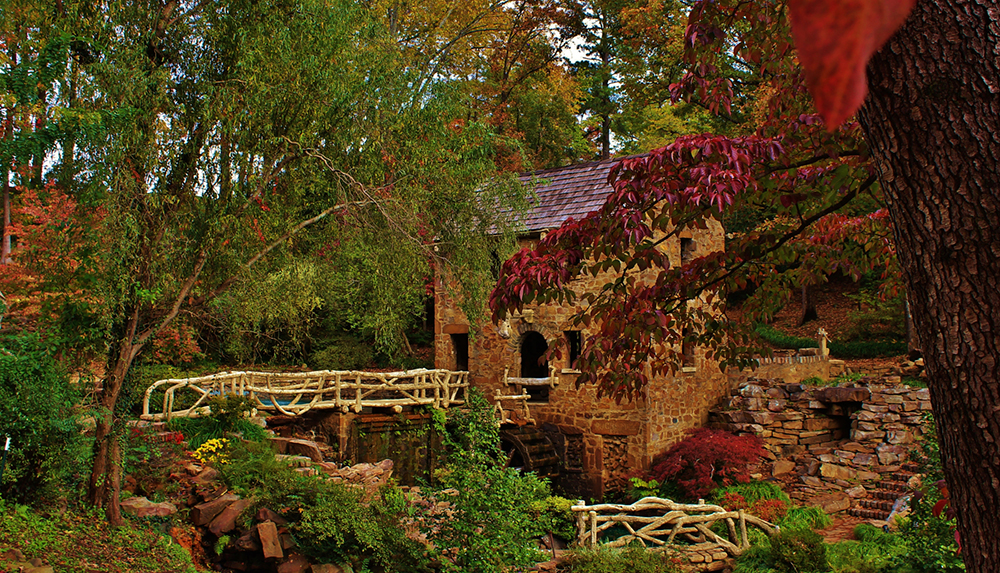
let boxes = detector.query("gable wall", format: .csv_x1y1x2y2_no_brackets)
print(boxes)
435,219,729,499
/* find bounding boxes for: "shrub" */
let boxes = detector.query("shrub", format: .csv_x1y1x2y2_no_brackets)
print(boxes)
564,544,680,573
890,418,965,572
529,496,578,542
711,481,791,507
166,394,267,448
770,528,830,573
823,524,905,573
649,428,766,500
779,506,833,531
425,388,550,573
294,484,428,573
309,332,375,371
0,333,86,502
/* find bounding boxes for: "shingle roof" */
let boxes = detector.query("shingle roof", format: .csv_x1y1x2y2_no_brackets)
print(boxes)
517,154,643,233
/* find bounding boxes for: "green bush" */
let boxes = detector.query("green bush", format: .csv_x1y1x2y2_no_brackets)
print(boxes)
564,544,680,573
0,333,87,502
828,340,906,359
824,524,905,573
529,495,578,543
755,324,818,350
426,388,550,573
310,332,375,370
889,418,965,572
770,528,830,573
294,484,428,573
779,506,833,531
711,481,791,506
166,394,268,448
0,499,197,573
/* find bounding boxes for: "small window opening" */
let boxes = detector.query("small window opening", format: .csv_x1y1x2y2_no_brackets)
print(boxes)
682,327,696,369
520,331,550,402
451,333,469,371
565,330,582,369
681,238,696,265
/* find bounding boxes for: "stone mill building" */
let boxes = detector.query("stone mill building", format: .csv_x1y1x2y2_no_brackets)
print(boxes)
434,156,731,500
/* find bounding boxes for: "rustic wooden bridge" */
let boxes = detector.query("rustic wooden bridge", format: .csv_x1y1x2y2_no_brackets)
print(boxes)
572,497,777,558
141,368,469,421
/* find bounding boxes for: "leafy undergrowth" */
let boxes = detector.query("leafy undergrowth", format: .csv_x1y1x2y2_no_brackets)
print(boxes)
0,501,197,573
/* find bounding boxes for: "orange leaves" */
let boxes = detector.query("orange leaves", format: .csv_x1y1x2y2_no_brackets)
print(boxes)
787,0,915,129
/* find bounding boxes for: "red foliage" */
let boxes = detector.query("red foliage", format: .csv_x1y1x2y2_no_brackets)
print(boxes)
150,322,204,366
751,499,789,522
649,428,765,500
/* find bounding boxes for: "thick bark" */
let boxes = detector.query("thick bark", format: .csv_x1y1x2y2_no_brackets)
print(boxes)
858,0,1000,570
796,284,817,326
88,311,143,527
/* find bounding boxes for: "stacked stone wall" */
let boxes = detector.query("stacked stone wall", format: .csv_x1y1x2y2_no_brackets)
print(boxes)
711,376,932,510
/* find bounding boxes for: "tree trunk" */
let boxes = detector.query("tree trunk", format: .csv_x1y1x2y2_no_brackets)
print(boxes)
858,1,1000,570
88,316,142,527
796,284,817,326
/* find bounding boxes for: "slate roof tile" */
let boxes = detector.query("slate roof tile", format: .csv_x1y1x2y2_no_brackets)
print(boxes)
516,154,645,233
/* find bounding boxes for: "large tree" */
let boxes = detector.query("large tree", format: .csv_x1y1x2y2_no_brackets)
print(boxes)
492,0,997,569
4,0,527,526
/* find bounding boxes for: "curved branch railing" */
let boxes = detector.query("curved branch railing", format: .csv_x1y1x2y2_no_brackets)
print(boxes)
141,368,469,421
572,497,778,557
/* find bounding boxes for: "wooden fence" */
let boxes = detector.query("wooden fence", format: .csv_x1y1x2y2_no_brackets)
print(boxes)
571,497,778,557
141,368,469,421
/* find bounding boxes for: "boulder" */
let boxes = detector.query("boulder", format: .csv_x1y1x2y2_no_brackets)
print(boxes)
812,492,851,513
191,493,240,526
258,521,284,559
277,553,312,573
772,459,796,476
120,496,178,518
287,439,325,462
209,498,253,536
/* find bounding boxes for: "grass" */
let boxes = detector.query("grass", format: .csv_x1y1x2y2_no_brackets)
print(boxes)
0,500,197,573
754,323,906,359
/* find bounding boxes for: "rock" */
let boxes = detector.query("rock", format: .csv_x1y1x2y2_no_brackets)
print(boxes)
0,549,26,562
257,507,290,525
277,553,312,573
815,387,871,403
772,459,796,476
210,498,253,536
192,467,221,485
269,437,290,453
314,565,353,573
258,521,284,559
287,439,325,462
845,486,867,498
191,493,240,526
235,529,263,552
813,492,851,513
820,463,855,481
120,496,178,518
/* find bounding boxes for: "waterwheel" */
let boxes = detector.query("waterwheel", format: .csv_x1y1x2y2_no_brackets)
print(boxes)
499,425,560,480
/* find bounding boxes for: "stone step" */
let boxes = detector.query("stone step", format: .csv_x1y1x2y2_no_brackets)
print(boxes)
859,499,895,512
873,489,902,500
879,480,908,492
848,507,891,520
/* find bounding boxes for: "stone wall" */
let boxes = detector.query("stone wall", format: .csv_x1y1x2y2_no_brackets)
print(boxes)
711,376,932,511
435,222,729,500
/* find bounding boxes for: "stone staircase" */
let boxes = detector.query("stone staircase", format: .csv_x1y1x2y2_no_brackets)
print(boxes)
847,463,920,520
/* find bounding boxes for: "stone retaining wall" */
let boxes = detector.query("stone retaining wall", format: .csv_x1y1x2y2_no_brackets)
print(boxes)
710,376,932,510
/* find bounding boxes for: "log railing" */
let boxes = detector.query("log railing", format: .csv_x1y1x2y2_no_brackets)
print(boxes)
571,497,778,557
141,368,469,421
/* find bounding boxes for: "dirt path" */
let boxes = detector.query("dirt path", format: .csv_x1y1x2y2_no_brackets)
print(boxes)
819,515,869,544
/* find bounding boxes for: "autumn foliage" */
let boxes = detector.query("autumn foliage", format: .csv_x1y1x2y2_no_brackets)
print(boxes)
648,428,765,500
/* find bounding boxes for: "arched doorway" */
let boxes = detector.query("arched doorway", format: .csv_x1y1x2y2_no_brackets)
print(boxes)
520,331,549,401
